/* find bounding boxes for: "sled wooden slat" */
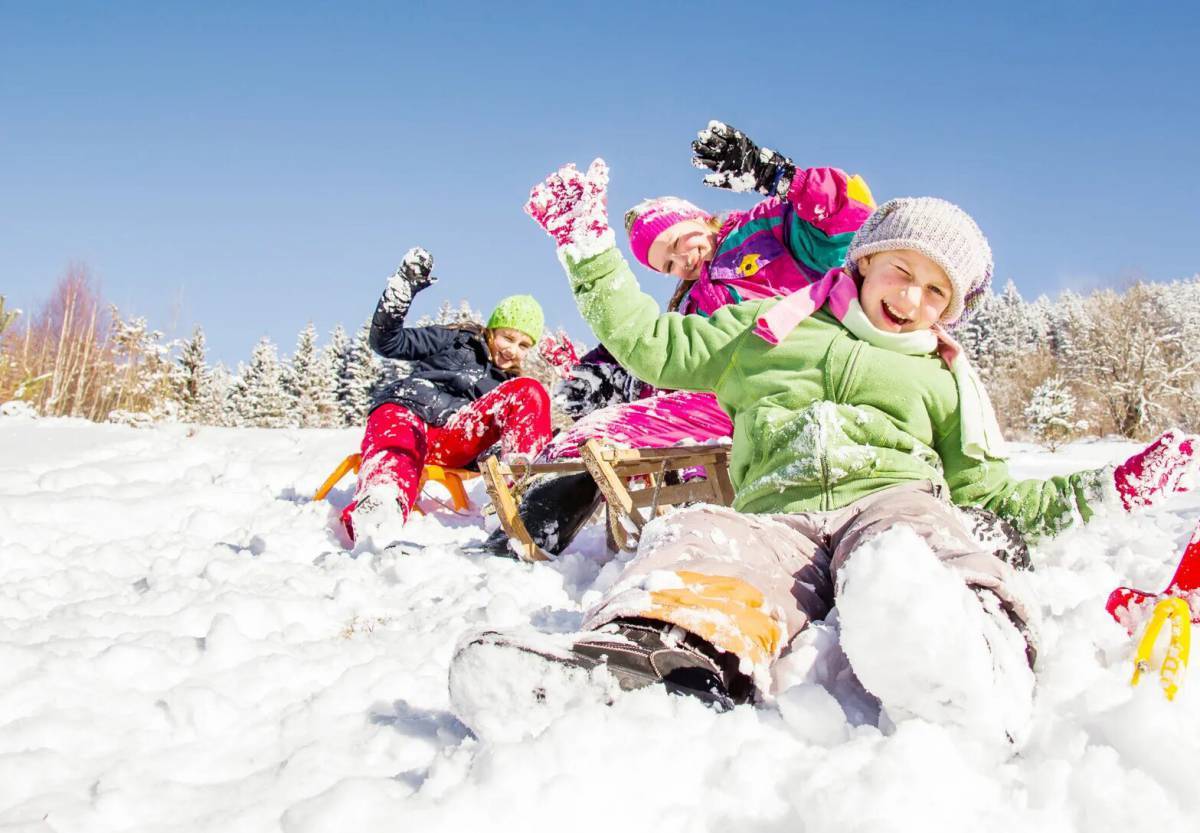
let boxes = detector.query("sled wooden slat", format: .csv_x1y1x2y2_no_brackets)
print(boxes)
604,455,724,477
600,445,730,462
628,480,716,510
479,441,734,557
498,461,595,475
481,456,548,562
711,457,737,506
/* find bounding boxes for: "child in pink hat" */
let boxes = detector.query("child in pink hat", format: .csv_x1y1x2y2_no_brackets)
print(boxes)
624,120,878,318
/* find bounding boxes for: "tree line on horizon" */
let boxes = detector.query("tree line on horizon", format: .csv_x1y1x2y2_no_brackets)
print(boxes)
0,267,567,431
2,265,1197,446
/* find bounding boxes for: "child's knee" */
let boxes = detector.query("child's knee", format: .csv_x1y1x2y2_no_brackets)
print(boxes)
362,404,426,454
507,376,550,409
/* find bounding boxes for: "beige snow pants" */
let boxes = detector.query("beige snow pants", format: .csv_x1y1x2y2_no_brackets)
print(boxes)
583,482,1031,671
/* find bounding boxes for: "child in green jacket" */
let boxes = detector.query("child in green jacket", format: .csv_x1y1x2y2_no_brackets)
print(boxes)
450,160,1198,746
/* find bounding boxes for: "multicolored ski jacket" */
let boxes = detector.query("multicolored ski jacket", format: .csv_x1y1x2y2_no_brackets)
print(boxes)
680,167,876,316
567,247,1103,540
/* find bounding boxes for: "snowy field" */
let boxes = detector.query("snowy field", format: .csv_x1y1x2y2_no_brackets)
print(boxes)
1,414,1199,833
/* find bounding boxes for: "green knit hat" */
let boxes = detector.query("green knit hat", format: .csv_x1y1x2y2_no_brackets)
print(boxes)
487,294,544,344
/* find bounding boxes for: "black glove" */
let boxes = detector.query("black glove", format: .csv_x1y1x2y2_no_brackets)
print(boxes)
691,120,796,197
393,246,438,294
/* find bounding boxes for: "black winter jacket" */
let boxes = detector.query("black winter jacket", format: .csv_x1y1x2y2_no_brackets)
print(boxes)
368,282,514,426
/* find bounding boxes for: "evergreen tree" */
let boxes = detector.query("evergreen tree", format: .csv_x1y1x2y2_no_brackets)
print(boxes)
202,363,233,426
177,326,213,423
287,322,337,427
339,322,381,426
953,287,1000,370
415,298,483,327
223,364,247,427
325,324,351,426
235,337,293,428
990,280,1040,358
1024,377,1085,451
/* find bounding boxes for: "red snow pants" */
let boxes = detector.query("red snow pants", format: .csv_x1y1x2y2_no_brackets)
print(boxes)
341,377,551,538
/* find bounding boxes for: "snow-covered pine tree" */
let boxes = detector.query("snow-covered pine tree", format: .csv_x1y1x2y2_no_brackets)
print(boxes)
324,324,351,427
287,323,338,427
952,287,1000,372
990,280,1042,359
235,337,293,428
223,364,247,427
200,363,232,426
176,326,213,423
1024,377,1086,451
339,322,381,426
1044,289,1086,361
415,299,484,328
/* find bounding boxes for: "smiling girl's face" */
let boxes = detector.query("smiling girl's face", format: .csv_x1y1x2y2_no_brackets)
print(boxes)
857,250,953,333
487,327,534,372
645,219,718,281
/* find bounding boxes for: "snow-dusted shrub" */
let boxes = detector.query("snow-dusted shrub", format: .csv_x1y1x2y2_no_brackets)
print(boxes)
1024,377,1087,451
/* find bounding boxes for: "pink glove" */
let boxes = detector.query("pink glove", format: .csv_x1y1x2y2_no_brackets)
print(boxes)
524,159,615,260
538,331,579,380
1113,430,1199,510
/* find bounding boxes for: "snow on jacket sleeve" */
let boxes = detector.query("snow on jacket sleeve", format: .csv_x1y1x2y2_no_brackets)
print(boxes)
368,277,460,361
566,248,754,393
937,420,1107,539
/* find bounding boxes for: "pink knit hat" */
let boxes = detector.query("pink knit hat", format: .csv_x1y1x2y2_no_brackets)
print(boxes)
624,197,709,270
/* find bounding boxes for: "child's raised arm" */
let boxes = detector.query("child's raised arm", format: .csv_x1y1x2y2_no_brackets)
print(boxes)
526,160,752,393
368,247,458,360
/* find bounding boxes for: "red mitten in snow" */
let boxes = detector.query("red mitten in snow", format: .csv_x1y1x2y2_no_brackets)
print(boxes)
537,331,579,380
524,159,615,261
1112,430,1199,511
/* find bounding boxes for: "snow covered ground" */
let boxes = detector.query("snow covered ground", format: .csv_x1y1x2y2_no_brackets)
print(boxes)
1,414,1198,833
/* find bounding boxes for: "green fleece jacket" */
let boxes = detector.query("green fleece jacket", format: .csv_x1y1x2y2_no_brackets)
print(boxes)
570,248,1103,539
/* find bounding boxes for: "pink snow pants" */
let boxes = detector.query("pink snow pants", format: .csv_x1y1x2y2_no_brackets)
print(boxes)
342,377,551,538
539,390,733,462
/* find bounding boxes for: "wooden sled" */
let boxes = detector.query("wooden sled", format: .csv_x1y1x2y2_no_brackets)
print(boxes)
481,440,734,562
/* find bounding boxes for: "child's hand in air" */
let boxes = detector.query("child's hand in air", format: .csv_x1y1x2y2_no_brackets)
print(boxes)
537,332,579,379
1112,429,1199,510
692,120,795,197
525,159,615,260
393,247,438,293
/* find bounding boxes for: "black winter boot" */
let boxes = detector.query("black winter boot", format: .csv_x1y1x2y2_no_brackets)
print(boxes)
451,617,754,716
569,617,755,708
470,472,604,559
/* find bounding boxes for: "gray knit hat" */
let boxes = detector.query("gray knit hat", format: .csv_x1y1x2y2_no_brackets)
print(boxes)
846,197,993,324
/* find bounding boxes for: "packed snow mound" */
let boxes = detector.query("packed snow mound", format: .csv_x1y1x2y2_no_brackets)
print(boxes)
836,526,1035,746
1,419,1199,832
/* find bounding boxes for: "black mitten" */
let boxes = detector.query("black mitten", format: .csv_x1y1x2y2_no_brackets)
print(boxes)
691,120,795,197
394,246,438,294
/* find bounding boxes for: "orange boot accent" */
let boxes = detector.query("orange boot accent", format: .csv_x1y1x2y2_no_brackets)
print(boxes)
645,570,784,667
313,453,361,501
418,465,481,513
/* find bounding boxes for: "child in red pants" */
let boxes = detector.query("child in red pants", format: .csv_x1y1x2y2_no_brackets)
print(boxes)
342,247,551,541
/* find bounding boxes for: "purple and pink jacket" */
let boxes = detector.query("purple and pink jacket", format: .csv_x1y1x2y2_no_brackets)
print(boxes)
679,166,876,316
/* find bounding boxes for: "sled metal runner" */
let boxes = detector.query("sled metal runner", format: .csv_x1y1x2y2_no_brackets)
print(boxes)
481,442,735,562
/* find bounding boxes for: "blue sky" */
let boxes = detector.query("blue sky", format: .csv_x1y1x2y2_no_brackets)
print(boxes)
2,1,1198,365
